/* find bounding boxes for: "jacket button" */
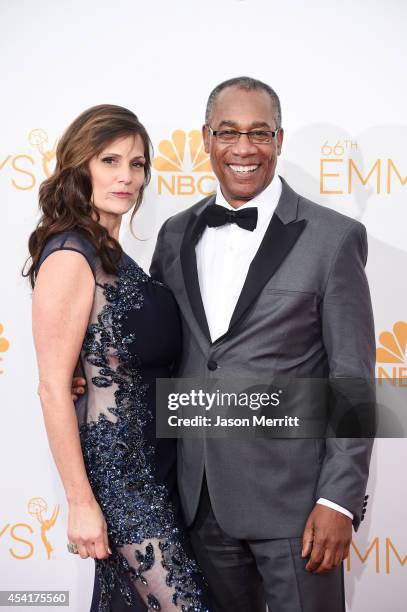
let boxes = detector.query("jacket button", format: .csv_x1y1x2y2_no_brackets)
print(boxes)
207,360,218,371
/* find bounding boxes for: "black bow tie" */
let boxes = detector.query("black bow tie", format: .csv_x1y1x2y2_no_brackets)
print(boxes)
203,204,258,231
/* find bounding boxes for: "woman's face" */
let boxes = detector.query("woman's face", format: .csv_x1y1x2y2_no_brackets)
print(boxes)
88,134,146,221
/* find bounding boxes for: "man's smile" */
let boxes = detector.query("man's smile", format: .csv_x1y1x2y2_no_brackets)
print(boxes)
226,163,260,175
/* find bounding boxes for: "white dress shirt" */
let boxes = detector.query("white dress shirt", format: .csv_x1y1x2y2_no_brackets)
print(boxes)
195,176,353,521
196,177,282,342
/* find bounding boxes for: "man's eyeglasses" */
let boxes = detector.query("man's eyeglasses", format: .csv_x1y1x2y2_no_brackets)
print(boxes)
207,125,280,144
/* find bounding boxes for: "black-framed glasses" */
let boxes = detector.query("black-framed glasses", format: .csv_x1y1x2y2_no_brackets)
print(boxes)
207,125,279,144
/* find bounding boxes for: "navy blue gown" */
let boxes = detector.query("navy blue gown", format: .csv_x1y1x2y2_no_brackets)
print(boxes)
37,232,209,612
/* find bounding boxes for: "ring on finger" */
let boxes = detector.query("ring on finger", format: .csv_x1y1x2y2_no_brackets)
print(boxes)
67,542,78,554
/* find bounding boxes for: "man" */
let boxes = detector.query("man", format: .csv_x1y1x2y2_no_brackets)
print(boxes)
149,77,375,611
73,77,374,610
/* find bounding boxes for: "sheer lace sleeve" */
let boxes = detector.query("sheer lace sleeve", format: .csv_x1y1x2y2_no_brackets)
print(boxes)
37,231,98,279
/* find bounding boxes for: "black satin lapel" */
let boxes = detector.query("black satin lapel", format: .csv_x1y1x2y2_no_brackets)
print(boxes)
227,215,307,334
180,213,211,342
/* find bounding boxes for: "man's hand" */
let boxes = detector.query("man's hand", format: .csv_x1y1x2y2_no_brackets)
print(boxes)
71,376,86,401
301,504,352,574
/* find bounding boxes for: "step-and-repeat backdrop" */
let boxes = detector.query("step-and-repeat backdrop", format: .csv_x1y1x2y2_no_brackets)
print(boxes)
1,1,406,610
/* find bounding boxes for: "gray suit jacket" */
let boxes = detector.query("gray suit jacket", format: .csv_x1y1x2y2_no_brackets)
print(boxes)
150,178,375,539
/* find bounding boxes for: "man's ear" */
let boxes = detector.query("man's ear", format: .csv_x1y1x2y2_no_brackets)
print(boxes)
202,124,210,154
277,127,284,156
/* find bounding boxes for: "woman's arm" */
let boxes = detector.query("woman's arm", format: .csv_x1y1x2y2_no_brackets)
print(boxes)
32,250,110,560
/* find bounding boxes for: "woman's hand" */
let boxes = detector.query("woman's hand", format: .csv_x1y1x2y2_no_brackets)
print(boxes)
67,497,111,560
71,376,87,401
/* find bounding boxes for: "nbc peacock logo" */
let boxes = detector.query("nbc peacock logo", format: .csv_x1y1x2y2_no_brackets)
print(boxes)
376,321,407,385
0,323,10,375
153,129,216,197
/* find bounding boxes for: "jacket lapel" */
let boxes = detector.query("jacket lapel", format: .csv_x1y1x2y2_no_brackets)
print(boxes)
179,180,307,345
222,178,307,340
180,196,215,342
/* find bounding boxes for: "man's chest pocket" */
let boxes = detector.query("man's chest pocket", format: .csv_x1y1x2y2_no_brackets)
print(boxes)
258,288,322,338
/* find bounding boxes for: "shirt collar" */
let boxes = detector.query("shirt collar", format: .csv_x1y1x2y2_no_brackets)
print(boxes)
215,175,282,225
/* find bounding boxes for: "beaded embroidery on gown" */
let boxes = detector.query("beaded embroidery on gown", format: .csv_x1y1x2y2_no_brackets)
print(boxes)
37,232,210,612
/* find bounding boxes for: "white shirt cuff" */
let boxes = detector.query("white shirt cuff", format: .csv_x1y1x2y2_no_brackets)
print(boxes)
317,498,354,520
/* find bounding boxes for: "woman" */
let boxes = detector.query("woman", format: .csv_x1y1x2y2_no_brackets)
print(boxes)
25,105,210,611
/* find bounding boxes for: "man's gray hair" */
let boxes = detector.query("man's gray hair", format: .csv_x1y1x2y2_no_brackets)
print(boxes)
205,76,282,127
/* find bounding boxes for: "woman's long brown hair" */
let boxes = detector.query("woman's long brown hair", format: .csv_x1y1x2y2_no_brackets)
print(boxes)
23,104,152,287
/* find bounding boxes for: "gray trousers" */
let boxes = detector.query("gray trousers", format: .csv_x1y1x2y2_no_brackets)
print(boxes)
188,478,345,612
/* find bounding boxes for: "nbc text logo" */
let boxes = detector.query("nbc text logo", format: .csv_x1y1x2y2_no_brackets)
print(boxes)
153,130,216,196
376,321,407,385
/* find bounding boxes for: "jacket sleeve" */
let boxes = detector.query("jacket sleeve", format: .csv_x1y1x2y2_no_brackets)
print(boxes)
316,221,376,531
149,218,170,282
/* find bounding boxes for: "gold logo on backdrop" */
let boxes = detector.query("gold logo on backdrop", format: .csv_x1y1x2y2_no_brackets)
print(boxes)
153,130,215,196
376,321,407,385
0,129,57,190
28,129,57,178
319,140,407,195
346,536,407,573
27,497,59,560
376,321,407,364
0,323,10,375
1,498,60,559
153,130,212,172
